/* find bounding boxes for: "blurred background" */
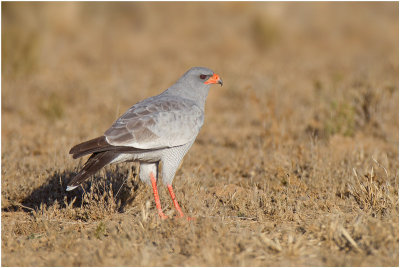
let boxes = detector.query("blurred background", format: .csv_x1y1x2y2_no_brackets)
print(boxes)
1,2,399,266
2,2,398,142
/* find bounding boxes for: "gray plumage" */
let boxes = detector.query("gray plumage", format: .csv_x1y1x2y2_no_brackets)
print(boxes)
67,67,222,191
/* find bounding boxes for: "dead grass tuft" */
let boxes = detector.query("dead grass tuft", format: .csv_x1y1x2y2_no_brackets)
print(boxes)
348,166,397,217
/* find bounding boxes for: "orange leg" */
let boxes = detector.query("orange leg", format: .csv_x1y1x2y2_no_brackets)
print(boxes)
167,185,185,218
150,172,168,219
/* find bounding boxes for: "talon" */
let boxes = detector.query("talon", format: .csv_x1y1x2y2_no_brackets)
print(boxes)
158,212,168,220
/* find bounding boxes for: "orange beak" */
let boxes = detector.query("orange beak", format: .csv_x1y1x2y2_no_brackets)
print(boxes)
204,73,223,86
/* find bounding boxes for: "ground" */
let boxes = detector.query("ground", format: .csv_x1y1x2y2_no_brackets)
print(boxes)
2,2,399,266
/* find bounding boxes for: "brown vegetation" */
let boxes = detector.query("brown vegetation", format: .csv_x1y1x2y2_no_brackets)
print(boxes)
2,2,398,266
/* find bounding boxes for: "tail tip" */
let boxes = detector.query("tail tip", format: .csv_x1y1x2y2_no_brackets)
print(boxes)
66,185,78,191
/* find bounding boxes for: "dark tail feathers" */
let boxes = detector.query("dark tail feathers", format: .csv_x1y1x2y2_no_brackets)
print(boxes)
69,136,113,159
67,151,118,190
69,136,151,159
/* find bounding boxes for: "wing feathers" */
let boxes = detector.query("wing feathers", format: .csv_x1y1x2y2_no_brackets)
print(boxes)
68,96,204,189
67,151,118,188
105,97,203,148
69,136,110,159
69,136,153,159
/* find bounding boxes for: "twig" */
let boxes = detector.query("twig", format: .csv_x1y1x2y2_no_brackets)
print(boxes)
339,226,362,253
16,203,35,211
260,233,282,252
372,156,389,179
115,177,129,198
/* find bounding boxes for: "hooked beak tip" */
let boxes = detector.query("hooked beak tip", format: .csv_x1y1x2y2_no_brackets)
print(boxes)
204,73,223,86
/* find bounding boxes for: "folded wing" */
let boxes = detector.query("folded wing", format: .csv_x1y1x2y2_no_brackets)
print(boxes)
104,96,204,149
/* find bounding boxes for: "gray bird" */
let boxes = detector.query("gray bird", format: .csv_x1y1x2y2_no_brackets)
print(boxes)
67,67,223,219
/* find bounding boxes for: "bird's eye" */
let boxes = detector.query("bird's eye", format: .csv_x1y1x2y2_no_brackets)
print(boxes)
199,74,207,80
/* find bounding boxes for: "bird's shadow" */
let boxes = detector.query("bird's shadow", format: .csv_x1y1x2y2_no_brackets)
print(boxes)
3,165,141,214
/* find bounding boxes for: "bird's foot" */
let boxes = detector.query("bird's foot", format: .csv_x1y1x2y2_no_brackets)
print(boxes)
167,185,195,221
157,211,168,220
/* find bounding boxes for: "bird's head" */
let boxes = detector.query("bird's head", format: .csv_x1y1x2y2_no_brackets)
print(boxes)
183,67,223,87
166,67,223,106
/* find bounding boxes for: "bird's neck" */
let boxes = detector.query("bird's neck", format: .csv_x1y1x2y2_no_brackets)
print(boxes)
164,83,210,109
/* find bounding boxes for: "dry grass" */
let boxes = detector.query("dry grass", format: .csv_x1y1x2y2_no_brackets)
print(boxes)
2,2,398,266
